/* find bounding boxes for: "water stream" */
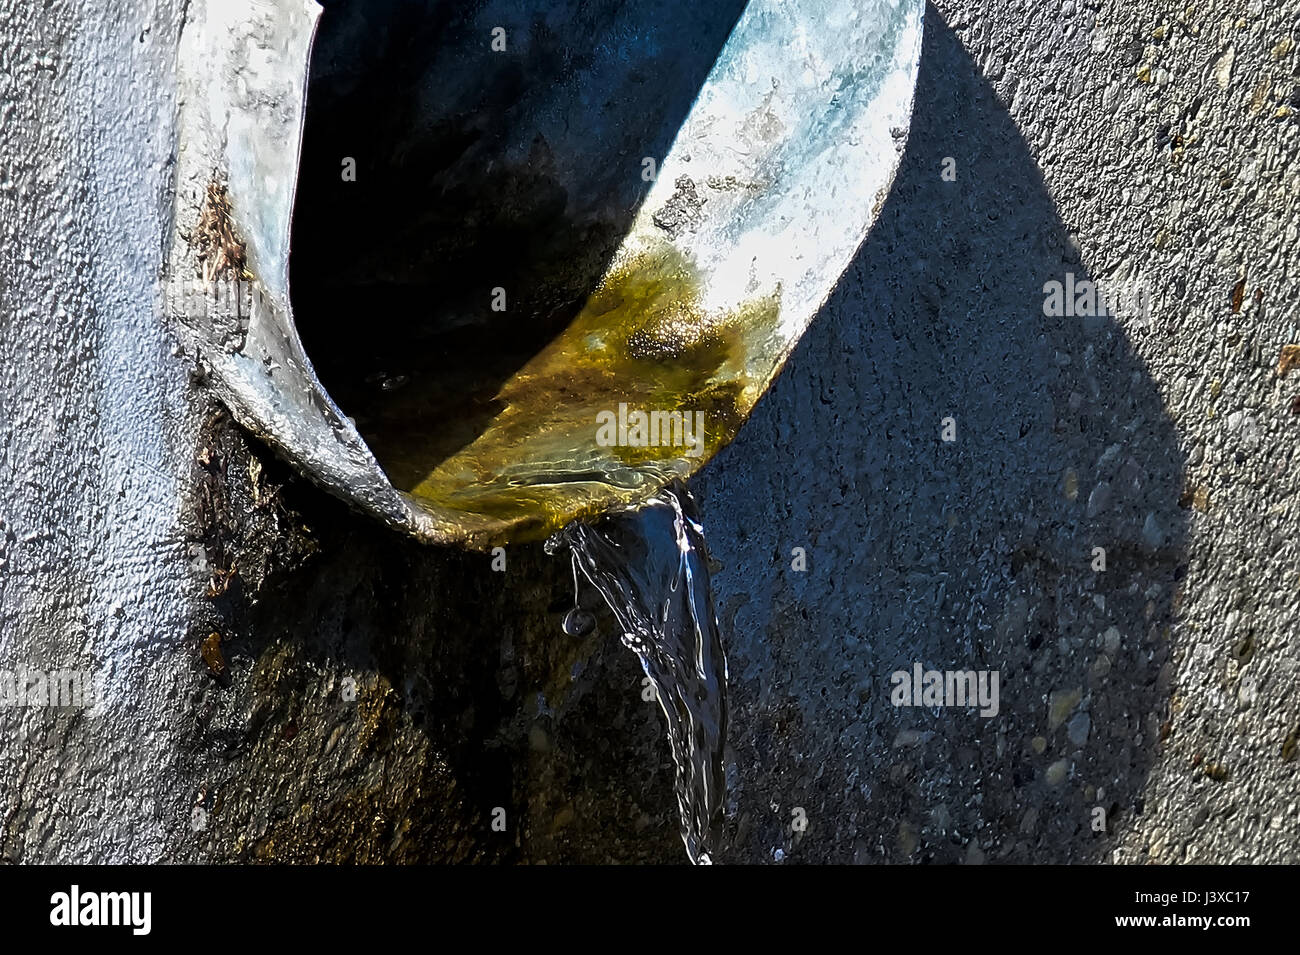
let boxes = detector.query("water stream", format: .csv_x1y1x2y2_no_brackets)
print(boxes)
546,481,728,864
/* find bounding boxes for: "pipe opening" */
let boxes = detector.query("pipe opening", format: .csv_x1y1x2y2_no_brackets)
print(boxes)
289,0,748,534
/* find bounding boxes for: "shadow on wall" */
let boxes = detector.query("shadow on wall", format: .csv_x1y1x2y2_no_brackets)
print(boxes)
290,0,747,492
183,403,688,863
696,4,1188,863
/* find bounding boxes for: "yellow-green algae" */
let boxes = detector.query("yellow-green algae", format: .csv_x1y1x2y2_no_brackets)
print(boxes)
373,245,781,542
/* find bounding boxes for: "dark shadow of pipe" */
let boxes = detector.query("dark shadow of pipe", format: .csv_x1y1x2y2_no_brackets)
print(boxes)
696,3,1188,864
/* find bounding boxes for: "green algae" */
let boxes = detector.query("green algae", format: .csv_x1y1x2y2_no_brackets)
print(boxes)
360,244,781,542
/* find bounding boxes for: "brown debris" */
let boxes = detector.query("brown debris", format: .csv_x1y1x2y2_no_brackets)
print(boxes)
1203,761,1230,782
190,178,249,285
1178,484,1210,511
206,564,237,599
200,631,229,684
1278,344,1300,377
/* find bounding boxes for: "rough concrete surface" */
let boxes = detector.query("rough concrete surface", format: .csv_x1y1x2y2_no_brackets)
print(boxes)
0,0,199,862
1,0,1298,864
701,0,1300,864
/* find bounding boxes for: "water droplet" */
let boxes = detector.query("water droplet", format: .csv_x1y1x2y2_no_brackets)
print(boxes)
561,607,595,637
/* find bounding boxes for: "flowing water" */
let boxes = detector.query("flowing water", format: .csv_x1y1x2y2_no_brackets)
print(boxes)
546,481,728,864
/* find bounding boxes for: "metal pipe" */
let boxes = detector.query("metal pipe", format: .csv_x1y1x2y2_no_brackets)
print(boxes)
167,0,924,548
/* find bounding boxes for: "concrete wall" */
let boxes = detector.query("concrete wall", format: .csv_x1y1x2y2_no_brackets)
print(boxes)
2,0,1297,863
698,0,1300,863
0,0,196,860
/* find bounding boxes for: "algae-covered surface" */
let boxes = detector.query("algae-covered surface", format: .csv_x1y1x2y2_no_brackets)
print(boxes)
356,245,782,541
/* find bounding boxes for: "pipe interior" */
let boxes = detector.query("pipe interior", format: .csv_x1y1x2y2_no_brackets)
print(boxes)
289,0,747,497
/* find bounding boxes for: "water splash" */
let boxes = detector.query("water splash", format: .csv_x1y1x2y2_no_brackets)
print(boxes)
547,481,728,864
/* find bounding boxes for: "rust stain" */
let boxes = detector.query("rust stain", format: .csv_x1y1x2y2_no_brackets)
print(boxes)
190,178,249,285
